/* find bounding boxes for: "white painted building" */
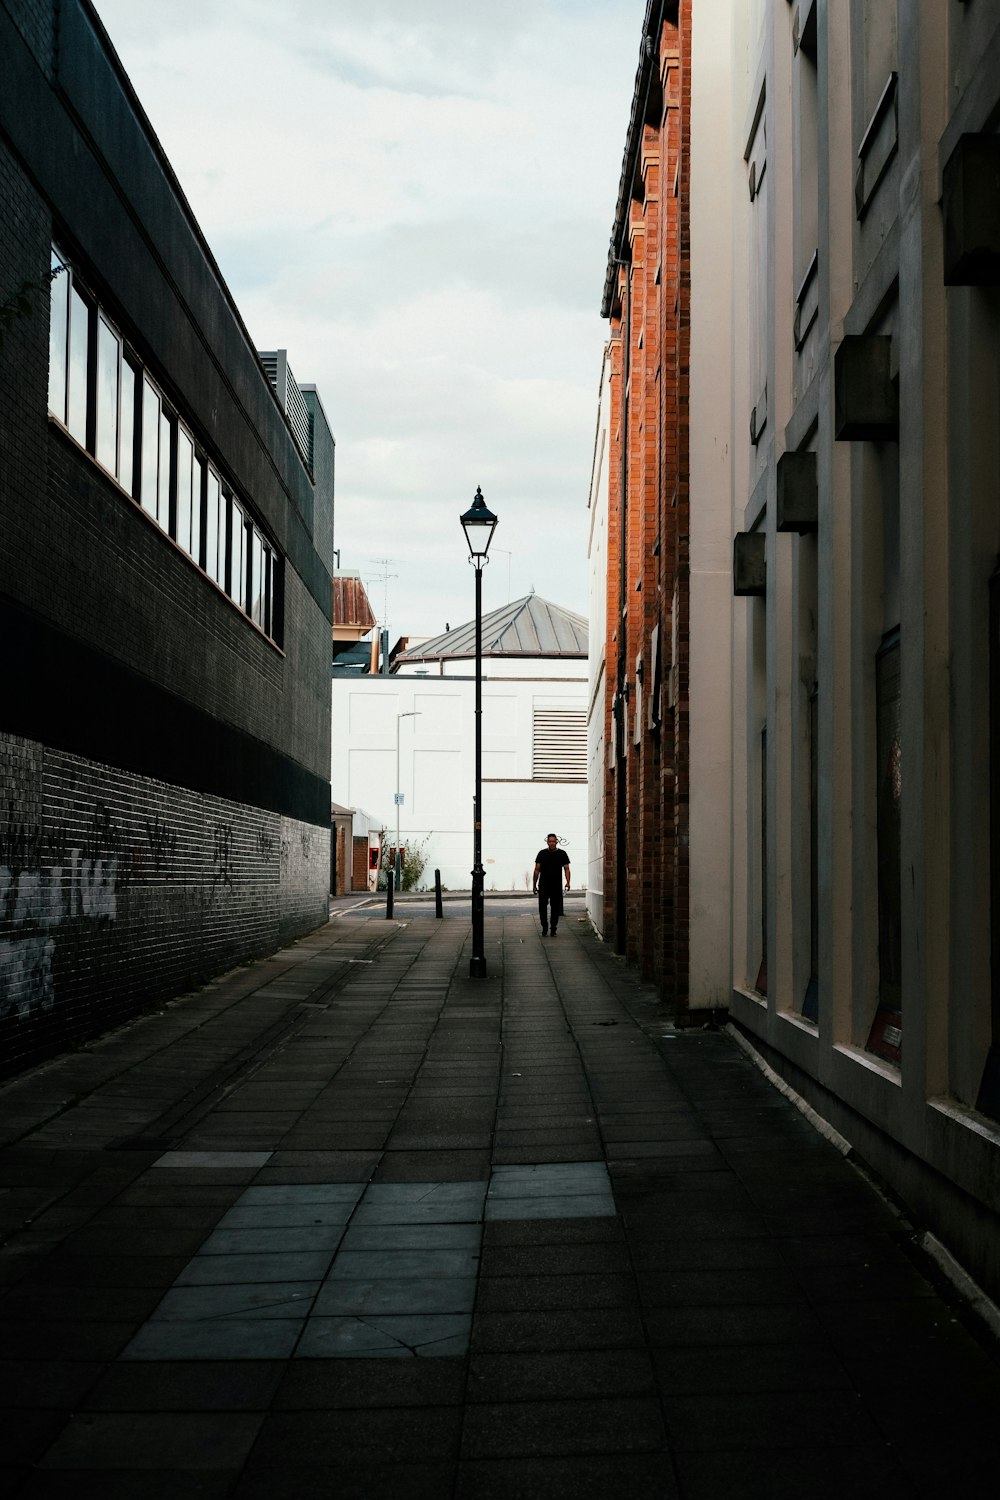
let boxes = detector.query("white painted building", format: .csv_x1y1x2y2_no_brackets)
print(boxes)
587,349,611,935
331,595,589,892
723,0,1000,1304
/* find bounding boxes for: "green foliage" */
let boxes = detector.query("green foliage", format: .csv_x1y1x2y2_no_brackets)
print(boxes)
0,265,64,351
376,833,432,892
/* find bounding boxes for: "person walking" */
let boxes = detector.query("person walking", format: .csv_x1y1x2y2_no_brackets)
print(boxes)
533,834,571,936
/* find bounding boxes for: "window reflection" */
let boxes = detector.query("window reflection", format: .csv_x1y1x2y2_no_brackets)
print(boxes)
47,244,282,645
120,361,136,496
96,315,120,475
250,530,264,627
176,427,193,555
230,498,246,608
192,455,204,568
205,468,222,584
48,250,68,420
158,410,171,531
141,378,159,519
67,287,90,444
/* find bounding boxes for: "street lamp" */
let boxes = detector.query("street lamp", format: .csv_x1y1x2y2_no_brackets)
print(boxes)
460,486,498,978
395,710,420,891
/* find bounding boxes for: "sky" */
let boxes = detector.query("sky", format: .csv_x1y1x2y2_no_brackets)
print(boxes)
91,0,642,640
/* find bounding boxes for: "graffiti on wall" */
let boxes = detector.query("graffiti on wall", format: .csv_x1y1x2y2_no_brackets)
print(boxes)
0,815,120,1023
212,823,236,891
1,793,315,1030
145,814,178,875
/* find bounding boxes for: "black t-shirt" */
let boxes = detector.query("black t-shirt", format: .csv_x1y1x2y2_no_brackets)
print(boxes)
535,847,570,891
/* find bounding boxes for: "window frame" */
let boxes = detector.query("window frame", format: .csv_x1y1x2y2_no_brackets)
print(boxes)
47,243,284,646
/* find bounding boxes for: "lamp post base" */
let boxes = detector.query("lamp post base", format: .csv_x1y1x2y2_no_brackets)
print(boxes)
470,862,486,979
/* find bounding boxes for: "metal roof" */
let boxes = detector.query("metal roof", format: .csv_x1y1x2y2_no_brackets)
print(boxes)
396,594,588,663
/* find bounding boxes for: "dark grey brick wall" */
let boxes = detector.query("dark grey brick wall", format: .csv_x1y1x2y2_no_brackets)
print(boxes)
1,3,335,1079
0,733,330,1077
4,0,52,74
0,141,50,527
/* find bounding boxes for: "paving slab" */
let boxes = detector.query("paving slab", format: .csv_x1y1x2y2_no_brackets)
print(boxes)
83,1360,284,1411
14,1470,237,1499
38,1411,262,1469
454,1453,680,1500
295,1314,472,1358
121,1318,305,1361
1,907,998,1495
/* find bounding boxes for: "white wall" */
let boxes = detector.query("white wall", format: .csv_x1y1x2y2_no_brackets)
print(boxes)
332,669,588,891
586,346,611,935
687,0,736,1007
398,657,586,680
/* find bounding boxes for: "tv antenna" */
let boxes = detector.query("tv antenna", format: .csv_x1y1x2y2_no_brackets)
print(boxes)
368,558,398,631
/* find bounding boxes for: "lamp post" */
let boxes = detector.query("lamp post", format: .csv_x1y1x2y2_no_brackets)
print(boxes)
395,710,420,891
460,486,498,978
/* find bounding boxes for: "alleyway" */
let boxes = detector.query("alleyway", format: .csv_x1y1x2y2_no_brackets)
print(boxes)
1,904,999,1497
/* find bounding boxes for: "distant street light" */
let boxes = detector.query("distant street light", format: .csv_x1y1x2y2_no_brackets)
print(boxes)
395,710,420,891
460,486,498,978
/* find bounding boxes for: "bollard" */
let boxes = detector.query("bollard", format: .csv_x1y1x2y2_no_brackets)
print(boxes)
435,869,443,919
386,878,394,919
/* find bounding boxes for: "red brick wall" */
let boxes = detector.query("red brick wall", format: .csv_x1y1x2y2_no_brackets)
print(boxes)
351,837,370,893
603,2,692,1019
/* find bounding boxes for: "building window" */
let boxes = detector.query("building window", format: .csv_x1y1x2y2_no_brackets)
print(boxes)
250,529,264,630
95,315,120,475
120,359,136,497
175,425,196,558
867,628,902,1064
532,708,587,782
756,723,769,996
229,497,247,610
140,375,162,524
982,571,1000,1121
66,285,91,446
47,248,68,419
803,685,819,1021
205,467,223,586
47,243,284,646
792,6,819,351
249,534,274,637
746,85,769,445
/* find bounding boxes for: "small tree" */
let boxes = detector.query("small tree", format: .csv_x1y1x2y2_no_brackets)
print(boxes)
376,833,432,892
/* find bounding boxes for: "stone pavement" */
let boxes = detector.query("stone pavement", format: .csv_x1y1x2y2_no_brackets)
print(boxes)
2,903,999,1497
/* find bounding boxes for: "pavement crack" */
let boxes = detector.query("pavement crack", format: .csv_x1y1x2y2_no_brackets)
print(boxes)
206,1293,310,1321
356,1315,416,1355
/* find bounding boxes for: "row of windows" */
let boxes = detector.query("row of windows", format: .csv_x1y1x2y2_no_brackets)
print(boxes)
48,247,281,644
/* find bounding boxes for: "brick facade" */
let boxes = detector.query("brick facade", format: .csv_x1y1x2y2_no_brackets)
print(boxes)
0,734,327,1076
1,0,334,1074
352,837,371,894
602,1,693,1018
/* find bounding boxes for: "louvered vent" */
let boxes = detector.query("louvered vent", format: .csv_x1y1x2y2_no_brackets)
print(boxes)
259,349,313,469
532,708,587,782
285,377,312,468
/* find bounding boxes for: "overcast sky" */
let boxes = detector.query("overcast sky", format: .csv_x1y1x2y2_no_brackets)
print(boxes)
91,0,641,640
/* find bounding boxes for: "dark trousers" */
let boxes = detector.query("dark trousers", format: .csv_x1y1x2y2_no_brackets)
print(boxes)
538,888,564,931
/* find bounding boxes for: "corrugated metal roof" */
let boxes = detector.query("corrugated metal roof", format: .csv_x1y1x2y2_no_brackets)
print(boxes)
333,573,376,630
396,594,588,662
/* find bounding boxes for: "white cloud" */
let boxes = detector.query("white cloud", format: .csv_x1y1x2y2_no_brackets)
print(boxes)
92,0,640,636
